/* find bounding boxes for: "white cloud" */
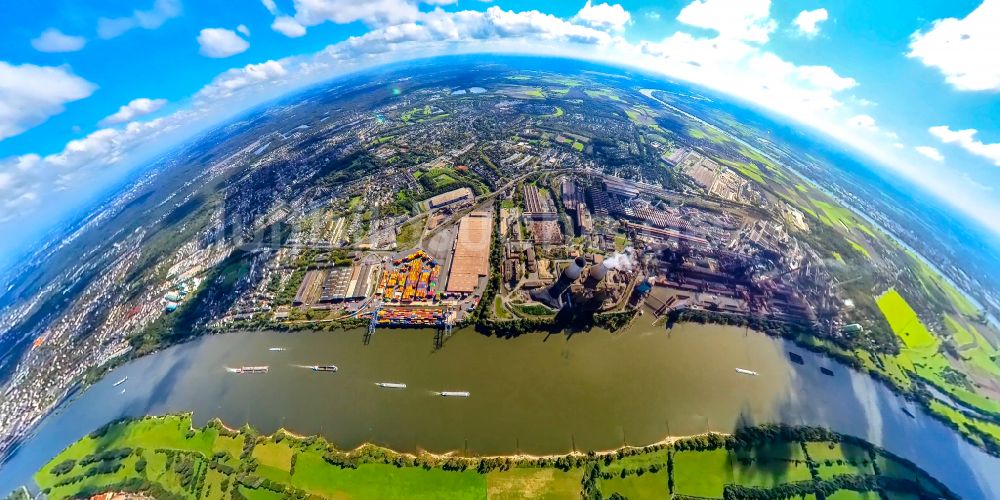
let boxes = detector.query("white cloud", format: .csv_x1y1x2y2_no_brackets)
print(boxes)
237,24,251,37
793,8,828,37
892,142,905,149
0,116,183,226
0,62,96,141
963,173,994,192
198,28,251,58
930,125,1000,166
291,0,421,28
916,146,945,162
637,33,855,119
261,0,279,15
795,65,857,91
31,28,86,53
847,114,877,131
574,1,631,32
907,0,1000,91
99,98,167,126
273,16,307,37
196,61,288,100
97,0,182,39
676,0,776,43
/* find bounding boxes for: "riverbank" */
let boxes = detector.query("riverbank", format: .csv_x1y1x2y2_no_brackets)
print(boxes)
663,307,1000,459
44,302,1000,474
31,413,956,500
4,325,1000,498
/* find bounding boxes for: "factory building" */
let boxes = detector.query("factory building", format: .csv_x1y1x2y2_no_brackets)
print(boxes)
446,211,493,294
319,264,375,303
293,270,325,306
428,187,474,209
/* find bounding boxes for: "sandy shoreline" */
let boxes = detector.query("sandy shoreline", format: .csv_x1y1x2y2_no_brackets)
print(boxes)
190,412,724,461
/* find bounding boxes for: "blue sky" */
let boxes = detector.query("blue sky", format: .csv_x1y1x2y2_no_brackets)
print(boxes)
1,0,999,266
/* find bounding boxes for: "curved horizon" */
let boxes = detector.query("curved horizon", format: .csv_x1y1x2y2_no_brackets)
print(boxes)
1,1,999,270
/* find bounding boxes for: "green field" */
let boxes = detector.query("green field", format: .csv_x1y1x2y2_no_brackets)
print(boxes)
583,88,624,102
486,467,582,499
599,470,666,499
32,417,956,500
686,123,731,145
718,157,766,184
877,289,937,349
805,441,873,479
673,449,734,497
513,303,555,317
291,454,486,499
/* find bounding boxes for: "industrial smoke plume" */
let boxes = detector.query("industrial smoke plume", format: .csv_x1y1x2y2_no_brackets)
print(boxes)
602,249,635,272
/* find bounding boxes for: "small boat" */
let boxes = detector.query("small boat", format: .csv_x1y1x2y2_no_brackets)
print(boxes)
231,366,269,374
120,388,126,394
735,368,758,376
311,365,338,372
376,382,407,389
820,367,834,376
113,376,128,387
901,406,916,419
268,347,286,351
438,391,470,397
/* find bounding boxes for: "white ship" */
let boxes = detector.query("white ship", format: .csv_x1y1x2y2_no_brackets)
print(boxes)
376,382,407,389
113,376,128,387
735,368,758,376
229,366,269,374
268,347,286,351
438,391,470,397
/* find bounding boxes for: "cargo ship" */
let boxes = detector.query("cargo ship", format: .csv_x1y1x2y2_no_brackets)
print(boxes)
231,366,269,374
311,365,338,372
735,368,758,376
113,376,128,387
268,347,286,351
376,382,407,389
438,391,470,397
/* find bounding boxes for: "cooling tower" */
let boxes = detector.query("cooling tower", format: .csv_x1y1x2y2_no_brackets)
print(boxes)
531,257,585,308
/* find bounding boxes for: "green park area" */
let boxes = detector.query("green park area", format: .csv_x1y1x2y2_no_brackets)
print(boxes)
422,167,459,189
875,288,1000,444
33,417,954,500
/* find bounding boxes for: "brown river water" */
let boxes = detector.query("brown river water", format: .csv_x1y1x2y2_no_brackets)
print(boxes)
2,321,999,498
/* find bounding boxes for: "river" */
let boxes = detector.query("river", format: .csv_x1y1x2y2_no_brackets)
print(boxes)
2,321,999,498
